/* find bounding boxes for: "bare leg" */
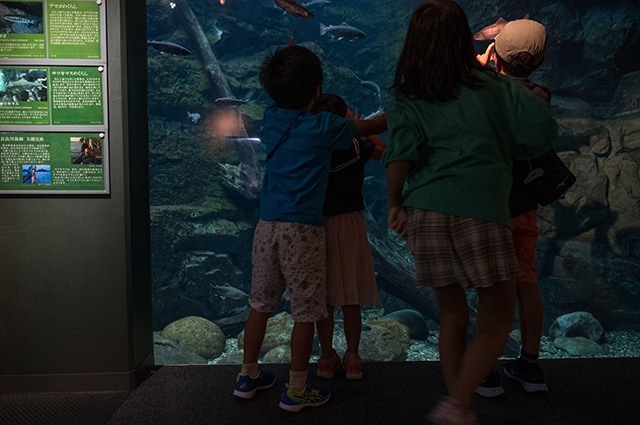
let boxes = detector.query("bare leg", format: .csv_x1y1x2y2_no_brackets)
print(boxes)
434,279,516,409
315,305,336,358
242,308,271,364
342,304,362,354
290,321,315,372
516,281,543,355
432,284,469,396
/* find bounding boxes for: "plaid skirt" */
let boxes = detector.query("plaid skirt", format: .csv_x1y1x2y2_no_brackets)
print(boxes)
406,208,521,289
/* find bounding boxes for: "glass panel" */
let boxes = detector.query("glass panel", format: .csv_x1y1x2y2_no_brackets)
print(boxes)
147,0,640,365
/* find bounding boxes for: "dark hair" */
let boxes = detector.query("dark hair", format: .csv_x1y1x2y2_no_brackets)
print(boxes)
259,45,323,109
495,51,540,78
392,0,485,102
311,93,347,117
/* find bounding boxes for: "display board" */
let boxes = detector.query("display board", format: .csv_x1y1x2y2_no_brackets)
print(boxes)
0,0,108,194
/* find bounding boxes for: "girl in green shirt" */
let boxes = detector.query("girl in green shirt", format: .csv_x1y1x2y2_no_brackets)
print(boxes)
382,1,556,424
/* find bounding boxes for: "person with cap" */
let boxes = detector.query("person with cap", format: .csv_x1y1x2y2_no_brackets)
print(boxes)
475,18,553,397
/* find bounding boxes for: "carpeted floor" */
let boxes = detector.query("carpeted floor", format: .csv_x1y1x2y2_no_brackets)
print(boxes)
1,358,639,425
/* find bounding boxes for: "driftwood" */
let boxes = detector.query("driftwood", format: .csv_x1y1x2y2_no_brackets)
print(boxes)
174,0,262,195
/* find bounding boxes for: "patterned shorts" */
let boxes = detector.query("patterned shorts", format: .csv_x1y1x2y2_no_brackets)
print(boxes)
406,209,521,289
250,220,328,322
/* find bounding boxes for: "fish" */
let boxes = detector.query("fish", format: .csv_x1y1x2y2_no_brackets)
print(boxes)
361,80,381,98
473,13,530,41
361,105,384,120
273,0,314,19
3,15,36,26
320,22,366,40
208,283,249,300
302,0,331,8
146,40,191,56
215,97,248,107
187,111,201,123
6,78,43,90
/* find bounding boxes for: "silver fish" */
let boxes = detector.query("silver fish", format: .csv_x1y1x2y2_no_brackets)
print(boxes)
147,40,191,56
302,0,331,8
209,283,249,300
361,105,384,121
3,15,36,26
273,0,314,19
361,80,381,98
215,97,248,107
473,13,530,41
320,22,366,40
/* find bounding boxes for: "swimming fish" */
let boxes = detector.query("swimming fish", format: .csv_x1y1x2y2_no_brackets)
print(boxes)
215,97,248,107
209,283,249,300
361,105,385,120
473,13,530,41
302,0,331,8
320,22,366,40
147,40,191,56
273,0,314,19
187,111,201,123
3,15,36,26
361,80,381,98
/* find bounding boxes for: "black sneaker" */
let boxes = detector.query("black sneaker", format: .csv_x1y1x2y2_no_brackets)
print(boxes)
475,368,504,398
503,359,549,393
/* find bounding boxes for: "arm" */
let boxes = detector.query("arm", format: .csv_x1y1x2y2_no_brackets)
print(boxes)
386,160,410,237
354,113,387,138
367,134,387,160
476,42,495,67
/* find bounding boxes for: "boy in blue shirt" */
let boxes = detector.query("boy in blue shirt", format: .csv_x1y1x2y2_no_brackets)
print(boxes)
232,45,386,412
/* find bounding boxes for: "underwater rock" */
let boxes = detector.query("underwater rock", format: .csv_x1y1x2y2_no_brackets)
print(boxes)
153,332,208,365
262,345,292,364
384,309,430,340
237,311,294,356
549,311,605,342
161,316,226,359
553,336,603,356
333,319,410,362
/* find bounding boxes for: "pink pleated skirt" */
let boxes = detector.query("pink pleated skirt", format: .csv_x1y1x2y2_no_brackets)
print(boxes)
324,212,380,307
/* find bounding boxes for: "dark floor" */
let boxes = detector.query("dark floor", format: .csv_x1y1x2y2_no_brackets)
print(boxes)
1,358,639,425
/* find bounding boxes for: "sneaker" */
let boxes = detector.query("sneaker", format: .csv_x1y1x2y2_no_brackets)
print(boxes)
279,381,331,412
233,369,276,399
503,358,549,393
427,396,477,425
316,349,341,379
342,352,363,380
475,368,505,398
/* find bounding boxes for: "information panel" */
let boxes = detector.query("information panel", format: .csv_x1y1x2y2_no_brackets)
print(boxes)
0,131,107,192
0,0,108,194
0,0,102,59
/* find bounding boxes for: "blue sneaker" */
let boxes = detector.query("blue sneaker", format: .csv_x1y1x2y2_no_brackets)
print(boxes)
233,369,276,399
279,381,331,412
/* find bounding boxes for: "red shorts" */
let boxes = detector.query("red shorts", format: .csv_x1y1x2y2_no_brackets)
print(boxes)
511,210,539,284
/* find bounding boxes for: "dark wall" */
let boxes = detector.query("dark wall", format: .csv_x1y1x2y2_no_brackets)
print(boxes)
0,0,152,392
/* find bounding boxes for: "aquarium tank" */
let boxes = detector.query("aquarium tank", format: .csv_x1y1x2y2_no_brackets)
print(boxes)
146,0,640,365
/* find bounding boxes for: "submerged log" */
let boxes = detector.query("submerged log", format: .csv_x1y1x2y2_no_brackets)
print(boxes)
174,0,262,196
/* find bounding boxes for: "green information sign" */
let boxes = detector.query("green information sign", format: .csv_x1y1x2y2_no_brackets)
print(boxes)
0,132,106,192
50,66,104,125
0,0,102,60
0,66,104,125
47,0,101,59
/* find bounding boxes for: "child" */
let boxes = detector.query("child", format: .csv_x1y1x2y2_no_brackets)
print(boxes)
382,1,556,424
475,19,552,397
232,45,386,412
311,94,386,380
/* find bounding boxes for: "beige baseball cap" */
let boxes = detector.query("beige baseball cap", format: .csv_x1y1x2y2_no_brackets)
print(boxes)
494,19,547,66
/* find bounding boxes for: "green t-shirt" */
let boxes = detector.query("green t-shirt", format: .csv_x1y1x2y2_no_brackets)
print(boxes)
382,70,557,228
